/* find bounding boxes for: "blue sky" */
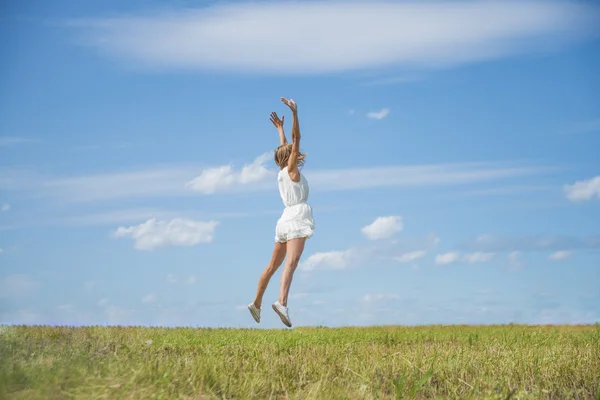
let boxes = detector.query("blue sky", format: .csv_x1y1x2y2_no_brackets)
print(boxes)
1,0,599,328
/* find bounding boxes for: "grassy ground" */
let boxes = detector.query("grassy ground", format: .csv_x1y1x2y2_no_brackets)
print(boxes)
0,324,599,399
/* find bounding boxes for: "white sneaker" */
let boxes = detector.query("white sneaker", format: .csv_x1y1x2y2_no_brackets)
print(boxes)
272,301,292,327
248,303,261,323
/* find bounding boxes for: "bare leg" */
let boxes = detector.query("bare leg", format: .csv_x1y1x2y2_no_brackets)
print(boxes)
278,237,306,307
253,241,287,309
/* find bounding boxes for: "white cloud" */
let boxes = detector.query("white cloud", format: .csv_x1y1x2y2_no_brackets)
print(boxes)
142,293,157,304
57,304,74,312
69,1,599,74
167,274,178,284
114,218,218,250
462,252,495,264
59,208,169,227
362,216,403,240
0,248,3,254
3,160,553,202
548,250,571,261
361,75,422,86
0,275,37,298
290,292,309,300
0,137,38,147
366,108,390,120
508,251,524,270
104,306,137,324
432,251,495,265
299,249,356,272
98,298,109,307
42,165,200,202
0,309,40,324
186,153,274,194
562,118,600,135
450,185,552,197
1,203,10,212
466,233,600,252
306,162,553,192
302,233,439,273
564,176,600,202
185,275,197,285
435,252,461,265
363,294,400,302
394,250,427,263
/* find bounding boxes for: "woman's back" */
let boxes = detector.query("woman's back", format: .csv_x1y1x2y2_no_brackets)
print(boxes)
278,167,309,208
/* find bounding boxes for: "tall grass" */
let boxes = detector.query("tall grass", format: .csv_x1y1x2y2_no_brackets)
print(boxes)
1,324,599,399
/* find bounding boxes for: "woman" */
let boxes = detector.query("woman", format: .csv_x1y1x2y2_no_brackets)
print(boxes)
248,97,315,328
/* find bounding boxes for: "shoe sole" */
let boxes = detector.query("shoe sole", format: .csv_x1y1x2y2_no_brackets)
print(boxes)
272,303,292,327
248,305,260,323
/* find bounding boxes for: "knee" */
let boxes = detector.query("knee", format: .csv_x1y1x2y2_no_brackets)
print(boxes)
288,253,302,268
263,265,278,277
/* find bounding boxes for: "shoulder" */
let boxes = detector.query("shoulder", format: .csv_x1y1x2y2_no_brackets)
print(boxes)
278,167,287,179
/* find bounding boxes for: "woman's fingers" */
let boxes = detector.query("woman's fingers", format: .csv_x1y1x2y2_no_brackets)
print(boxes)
270,112,285,127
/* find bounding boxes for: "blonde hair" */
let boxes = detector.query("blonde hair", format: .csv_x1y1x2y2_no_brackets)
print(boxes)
274,143,306,169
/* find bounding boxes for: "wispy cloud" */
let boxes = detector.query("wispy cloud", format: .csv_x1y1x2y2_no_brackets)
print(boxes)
366,108,390,120
113,218,218,250
360,75,422,86
0,275,38,298
301,233,440,273
306,162,554,192
462,252,495,264
0,309,40,324
465,233,600,253
361,216,402,240
41,164,200,202
561,118,600,135
435,252,461,265
141,293,157,304
508,251,524,270
548,250,571,261
68,1,600,74
1,203,10,212
0,137,39,147
435,251,494,265
393,250,427,263
564,176,600,202
447,185,554,197
363,294,400,303
165,274,197,284
1,158,554,202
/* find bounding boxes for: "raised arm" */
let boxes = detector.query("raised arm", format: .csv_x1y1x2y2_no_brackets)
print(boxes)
270,112,287,146
281,97,301,182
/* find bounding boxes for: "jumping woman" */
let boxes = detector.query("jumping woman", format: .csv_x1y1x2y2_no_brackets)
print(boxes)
248,97,315,328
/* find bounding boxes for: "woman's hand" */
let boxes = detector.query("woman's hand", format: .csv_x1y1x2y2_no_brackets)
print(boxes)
281,97,297,113
270,112,285,131
271,111,288,145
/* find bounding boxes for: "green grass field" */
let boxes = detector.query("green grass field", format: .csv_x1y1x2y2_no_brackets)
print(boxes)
1,324,599,399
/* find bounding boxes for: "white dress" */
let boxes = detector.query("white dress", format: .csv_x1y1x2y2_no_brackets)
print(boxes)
274,166,315,243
